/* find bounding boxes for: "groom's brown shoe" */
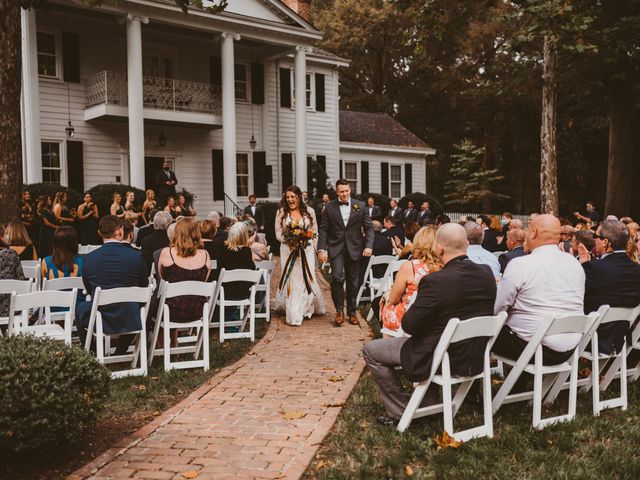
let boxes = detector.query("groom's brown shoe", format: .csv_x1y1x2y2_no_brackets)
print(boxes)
334,312,345,327
348,313,360,325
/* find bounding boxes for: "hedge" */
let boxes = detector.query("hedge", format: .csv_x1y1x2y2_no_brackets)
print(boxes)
23,183,83,209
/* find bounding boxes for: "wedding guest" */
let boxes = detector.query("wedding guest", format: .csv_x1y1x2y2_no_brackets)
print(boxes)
383,216,404,246
243,194,265,231
110,192,125,219
417,201,433,225
212,216,234,261
177,193,196,217
53,191,75,226
5,220,38,260
388,199,403,223
245,217,269,261
121,220,135,245
155,159,178,206
574,200,601,227
136,209,158,247
41,226,83,280
318,193,331,217
38,195,58,258
559,225,574,253
371,221,394,257
213,222,255,299
198,219,217,259
366,197,382,222
435,214,450,226
0,241,25,318
141,211,172,273
402,201,418,224
21,190,39,251
76,192,100,245
164,195,178,219
498,228,526,274
380,227,442,336
124,211,140,243
571,230,595,259
141,189,157,225
207,211,221,228
392,222,420,259
477,214,499,252
124,191,137,213
465,221,500,278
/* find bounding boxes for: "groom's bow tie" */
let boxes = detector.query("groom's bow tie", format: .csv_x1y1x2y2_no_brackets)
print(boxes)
339,201,349,206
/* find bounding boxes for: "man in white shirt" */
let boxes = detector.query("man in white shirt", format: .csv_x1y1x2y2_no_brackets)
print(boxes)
465,222,501,278
493,214,585,365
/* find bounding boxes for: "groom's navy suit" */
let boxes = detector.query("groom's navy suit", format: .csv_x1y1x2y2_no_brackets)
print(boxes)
318,198,374,315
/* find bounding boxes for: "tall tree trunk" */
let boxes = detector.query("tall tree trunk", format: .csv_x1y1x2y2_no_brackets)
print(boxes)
539,35,558,216
0,2,23,224
604,75,634,216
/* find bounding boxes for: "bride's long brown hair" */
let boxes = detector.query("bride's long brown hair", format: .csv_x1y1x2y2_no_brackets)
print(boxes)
278,186,313,228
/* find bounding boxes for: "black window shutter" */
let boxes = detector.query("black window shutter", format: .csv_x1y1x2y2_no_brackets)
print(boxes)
381,162,389,196
62,32,80,83
212,149,224,200
306,156,313,194
210,57,221,87
281,153,293,190
405,163,413,196
251,63,264,105
252,151,268,197
339,159,343,179
315,73,325,112
279,68,291,108
66,140,84,192
361,161,369,195
317,155,326,173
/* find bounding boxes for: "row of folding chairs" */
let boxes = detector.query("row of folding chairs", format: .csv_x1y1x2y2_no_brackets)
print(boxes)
396,303,640,444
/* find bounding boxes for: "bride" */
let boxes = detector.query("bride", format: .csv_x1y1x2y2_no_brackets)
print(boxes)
274,186,325,325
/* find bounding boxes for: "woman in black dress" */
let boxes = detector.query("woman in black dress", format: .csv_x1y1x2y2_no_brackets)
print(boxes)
110,192,125,219
53,191,75,227
141,189,157,225
164,195,178,219
21,190,40,253
177,193,196,217
215,222,255,299
124,191,137,213
38,196,58,258
5,220,38,260
76,192,100,245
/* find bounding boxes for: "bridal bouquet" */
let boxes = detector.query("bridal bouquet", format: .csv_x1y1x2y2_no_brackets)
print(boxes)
279,220,317,295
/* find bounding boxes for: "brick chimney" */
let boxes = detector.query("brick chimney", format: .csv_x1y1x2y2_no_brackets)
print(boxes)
282,0,312,22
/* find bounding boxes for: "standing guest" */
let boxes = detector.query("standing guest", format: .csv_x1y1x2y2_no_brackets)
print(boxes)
5,220,38,260
380,227,442,336
243,195,265,231
417,201,434,225
465,221,501,278
402,201,418,225
245,218,269,261
435,214,450,226
0,240,26,319
388,199,403,224
302,191,310,205
38,195,58,258
141,189,157,225
141,211,172,273
110,192,125,219
41,226,83,280
493,214,585,366
498,228,526,274
207,211,221,228
164,195,178,219
476,215,499,252
124,191,137,213
158,218,211,345
177,193,196,217
366,197,382,222
53,191,75,226
213,222,256,299
155,160,178,206
21,190,39,252
574,200,601,228
318,193,331,216
76,192,100,246
212,216,234,262
198,219,217,260
76,216,149,354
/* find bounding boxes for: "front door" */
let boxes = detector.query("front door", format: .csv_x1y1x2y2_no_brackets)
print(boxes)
145,156,166,192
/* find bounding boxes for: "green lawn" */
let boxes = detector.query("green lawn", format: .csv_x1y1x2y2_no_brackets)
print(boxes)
305,319,640,479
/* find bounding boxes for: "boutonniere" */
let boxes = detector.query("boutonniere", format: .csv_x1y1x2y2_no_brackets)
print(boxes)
352,204,360,211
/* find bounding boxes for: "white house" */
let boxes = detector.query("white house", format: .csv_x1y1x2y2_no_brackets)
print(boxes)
20,0,432,215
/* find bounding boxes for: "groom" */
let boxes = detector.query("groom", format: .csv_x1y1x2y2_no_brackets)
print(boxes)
318,179,374,326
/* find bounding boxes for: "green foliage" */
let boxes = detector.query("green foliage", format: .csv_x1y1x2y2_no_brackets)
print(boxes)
256,201,280,253
0,336,110,455
444,140,510,209
86,184,146,218
307,159,332,199
23,183,83,209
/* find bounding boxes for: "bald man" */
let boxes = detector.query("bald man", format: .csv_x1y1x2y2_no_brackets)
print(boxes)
363,223,497,426
493,214,585,365
498,228,526,274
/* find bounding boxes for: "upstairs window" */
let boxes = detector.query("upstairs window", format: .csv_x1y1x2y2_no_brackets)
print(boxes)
37,31,59,78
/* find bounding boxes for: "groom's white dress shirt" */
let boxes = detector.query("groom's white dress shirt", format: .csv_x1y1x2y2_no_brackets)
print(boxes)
339,198,351,226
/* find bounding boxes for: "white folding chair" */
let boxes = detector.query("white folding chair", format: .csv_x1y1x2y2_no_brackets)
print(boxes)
0,279,34,335
7,290,77,345
356,255,396,305
21,259,41,291
623,313,640,383
84,285,153,378
397,312,507,441
210,259,217,271
215,268,262,343
366,259,407,322
148,280,216,371
255,260,275,323
492,312,600,429
40,276,85,324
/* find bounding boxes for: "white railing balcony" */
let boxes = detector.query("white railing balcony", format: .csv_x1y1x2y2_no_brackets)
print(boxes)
85,71,222,116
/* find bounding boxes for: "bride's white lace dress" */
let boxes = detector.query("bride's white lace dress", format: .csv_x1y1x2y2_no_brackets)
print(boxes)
274,208,326,325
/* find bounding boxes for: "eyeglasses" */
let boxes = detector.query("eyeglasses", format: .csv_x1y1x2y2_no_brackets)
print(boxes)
593,233,606,240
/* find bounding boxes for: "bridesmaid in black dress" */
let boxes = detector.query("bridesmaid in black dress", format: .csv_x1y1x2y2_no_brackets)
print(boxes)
76,192,100,245
110,192,125,219
124,191,138,213
21,190,40,253
164,195,178,219
177,193,196,217
38,196,58,258
141,189,157,225
53,191,76,227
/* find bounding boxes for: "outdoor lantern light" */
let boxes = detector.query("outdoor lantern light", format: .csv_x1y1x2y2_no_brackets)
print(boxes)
249,134,257,150
65,121,75,138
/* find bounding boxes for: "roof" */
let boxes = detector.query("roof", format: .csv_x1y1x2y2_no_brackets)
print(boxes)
339,111,430,149
309,47,349,64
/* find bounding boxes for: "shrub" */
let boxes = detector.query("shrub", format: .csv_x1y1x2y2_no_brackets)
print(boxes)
86,184,146,219
257,201,280,254
0,336,111,455
398,192,445,217
23,183,83,210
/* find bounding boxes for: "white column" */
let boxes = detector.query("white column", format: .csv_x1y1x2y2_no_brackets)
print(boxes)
21,8,42,184
295,46,308,191
126,15,147,189
221,32,240,202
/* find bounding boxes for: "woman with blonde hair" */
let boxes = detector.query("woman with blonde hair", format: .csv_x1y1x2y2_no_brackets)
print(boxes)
53,191,75,226
215,222,255,299
379,226,442,336
626,222,639,263
110,192,125,219
141,189,157,224
5,220,38,260
124,191,137,212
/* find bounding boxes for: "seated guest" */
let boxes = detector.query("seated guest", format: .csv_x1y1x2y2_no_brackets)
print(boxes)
207,211,221,228
0,240,25,319
41,226,83,280
158,218,211,345
435,214,450,227
136,209,158,247
559,224,574,253
380,227,442,336
392,221,420,259
366,197,382,222
124,211,140,243
578,220,640,354
212,216,234,261
141,211,172,273
383,216,404,246
214,222,255,299
76,216,149,353
509,218,524,230
493,214,585,365
121,220,136,246
4,220,37,260
477,215,499,252
198,219,217,260
498,228,526,274
371,220,394,257
571,229,595,259
245,218,269,261
363,223,497,425
465,222,501,278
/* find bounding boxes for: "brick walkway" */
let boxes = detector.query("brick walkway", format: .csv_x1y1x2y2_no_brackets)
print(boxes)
69,271,367,480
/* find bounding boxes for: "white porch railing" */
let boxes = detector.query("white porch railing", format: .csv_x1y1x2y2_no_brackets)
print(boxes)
85,71,222,115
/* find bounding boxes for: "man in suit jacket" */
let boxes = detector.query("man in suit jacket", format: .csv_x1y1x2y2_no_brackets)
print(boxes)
212,216,234,261
318,179,374,326
366,197,382,222
154,160,178,206
243,195,265,231
417,201,434,225
76,215,149,354
140,211,172,273
388,199,403,224
402,201,419,225
498,228,526,274
477,215,500,252
383,216,405,246
363,223,497,424
581,220,640,354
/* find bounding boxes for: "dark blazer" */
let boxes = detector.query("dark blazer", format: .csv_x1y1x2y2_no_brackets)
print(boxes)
135,224,154,247
388,207,403,223
583,252,640,354
417,209,434,225
141,230,169,273
366,205,382,222
76,242,149,335
214,246,256,299
372,231,394,257
403,208,419,224
154,169,178,200
317,198,374,261
482,228,500,252
400,256,497,382
212,230,229,261
243,204,265,230
383,225,405,246
498,246,526,274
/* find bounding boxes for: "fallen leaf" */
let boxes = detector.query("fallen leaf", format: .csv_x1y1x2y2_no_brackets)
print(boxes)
436,431,463,450
328,375,345,382
273,473,286,479
136,385,146,391
322,367,335,371
316,460,328,470
406,465,414,476
181,471,199,479
492,379,504,385
280,409,307,420
322,402,346,408
546,438,553,446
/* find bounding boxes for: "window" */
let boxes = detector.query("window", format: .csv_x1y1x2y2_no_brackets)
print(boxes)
237,153,250,197
344,161,358,193
37,31,59,78
143,54,174,78
42,142,62,184
390,164,402,198
291,71,315,109
235,63,248,101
